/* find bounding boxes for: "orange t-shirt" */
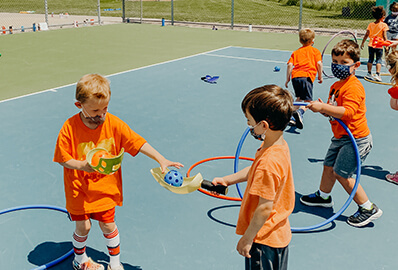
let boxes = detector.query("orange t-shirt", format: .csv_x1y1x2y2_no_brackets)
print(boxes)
53,113,147,215
287,45,322,82
328,75,370,139
236,141,295,248
367,22,389,48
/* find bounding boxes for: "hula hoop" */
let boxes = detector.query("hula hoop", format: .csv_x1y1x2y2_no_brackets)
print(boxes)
0,205,74,270
233,118,361,232
363,74,392,85
322,30,358,78
186,156,253,201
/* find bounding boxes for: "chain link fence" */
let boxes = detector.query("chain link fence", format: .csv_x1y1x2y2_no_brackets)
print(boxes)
0,0,394,36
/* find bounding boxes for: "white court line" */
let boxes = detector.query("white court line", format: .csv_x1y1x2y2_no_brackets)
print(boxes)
0,46,234,104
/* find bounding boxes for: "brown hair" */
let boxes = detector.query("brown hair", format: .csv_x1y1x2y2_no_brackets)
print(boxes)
299,28,315,45
386,51,398,85
75,74,111,103
331,39,360,63
372,6,386,20
241,85,293,131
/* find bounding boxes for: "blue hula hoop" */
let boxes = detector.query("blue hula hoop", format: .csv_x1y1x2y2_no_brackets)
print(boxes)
0,205,74,269
234,104,361,232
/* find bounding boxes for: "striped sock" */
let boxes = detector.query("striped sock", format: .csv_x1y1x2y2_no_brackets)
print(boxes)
104,227,121,268
72,232,89,264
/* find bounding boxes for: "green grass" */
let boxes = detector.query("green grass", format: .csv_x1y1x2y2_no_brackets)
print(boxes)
1,0,373,32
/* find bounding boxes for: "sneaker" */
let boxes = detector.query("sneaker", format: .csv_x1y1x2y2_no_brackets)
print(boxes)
365,73,373,80
107,264,124,270
73,258,105,270
372,74,382,82
386,172,398,185
288,115,296,126
292,110,303,129
347,203,383,227
300,191,334,207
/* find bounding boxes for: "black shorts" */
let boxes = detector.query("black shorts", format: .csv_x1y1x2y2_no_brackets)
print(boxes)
245,242,289,270
292,77,313,101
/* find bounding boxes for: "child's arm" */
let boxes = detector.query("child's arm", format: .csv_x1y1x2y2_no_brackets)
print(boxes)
212,166,251,187
360,30,370,50
317,60,323,84
390,98,398,110
285,63,294,88
237,197,273,258
307,98,345,119
139,142,183,173
59,159,96,173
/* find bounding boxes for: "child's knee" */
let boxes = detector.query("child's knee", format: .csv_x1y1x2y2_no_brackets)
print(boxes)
75,219,92,235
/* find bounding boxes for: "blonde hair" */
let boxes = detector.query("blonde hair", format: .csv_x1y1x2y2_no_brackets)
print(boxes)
76,74,111,103
386,51,398,85
299,28,315,45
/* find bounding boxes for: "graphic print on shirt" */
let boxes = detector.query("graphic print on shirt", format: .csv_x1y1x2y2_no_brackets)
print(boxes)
77,137,115,161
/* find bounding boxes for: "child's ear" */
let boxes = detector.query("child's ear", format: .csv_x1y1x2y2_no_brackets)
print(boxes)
74,101,82,109
260,120,270,130
354,61,361,69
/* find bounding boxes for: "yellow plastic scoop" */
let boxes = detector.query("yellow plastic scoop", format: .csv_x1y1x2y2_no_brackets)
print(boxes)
86,147,124,175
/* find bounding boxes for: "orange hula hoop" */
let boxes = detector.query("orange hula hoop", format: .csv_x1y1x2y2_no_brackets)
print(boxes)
186,156,254,201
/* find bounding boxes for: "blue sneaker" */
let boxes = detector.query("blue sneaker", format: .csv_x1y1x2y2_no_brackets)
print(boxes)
293,110,304,129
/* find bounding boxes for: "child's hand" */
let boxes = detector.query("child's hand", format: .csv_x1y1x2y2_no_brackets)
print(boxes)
82,160,96,173
210,177,228,195
160,160,184,174
318,77,323,84
284,80,289,88
307,98,324,113
237,236,252,258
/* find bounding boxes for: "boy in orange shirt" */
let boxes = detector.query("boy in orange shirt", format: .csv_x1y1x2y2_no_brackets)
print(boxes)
212,85,295,270
360,5,388,82
54,74,183,270
301,40,382,227
285,28,323,129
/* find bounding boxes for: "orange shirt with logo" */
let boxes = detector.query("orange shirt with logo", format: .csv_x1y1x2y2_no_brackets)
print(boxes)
236,141,295,248
367,22,389,48
328,75,370,139
54,113,147,215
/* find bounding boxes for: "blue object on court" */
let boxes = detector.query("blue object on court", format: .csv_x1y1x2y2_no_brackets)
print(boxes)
274,66,281,72
164,170,184,187
201,75,220,84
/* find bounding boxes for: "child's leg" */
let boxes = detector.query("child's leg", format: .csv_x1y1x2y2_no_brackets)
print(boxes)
319,165,337,194
100,221,121,269
334,174,369,205
73,219,92,264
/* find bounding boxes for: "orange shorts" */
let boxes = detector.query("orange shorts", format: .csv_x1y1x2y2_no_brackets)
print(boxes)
69,208,115,223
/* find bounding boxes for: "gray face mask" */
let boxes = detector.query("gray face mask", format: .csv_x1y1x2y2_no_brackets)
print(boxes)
248,122,266,141
81,105,107,125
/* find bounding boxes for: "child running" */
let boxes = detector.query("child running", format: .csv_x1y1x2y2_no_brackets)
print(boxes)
212,85,295,270
384,51,398,183
54,74,183,270
361,5,389,82
285,28,323,129
300,39,383,227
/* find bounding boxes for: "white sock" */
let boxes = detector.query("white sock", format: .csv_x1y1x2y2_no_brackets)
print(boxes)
318,190,331,200
73,232,89,264
360,200,373,210
104,227,121,268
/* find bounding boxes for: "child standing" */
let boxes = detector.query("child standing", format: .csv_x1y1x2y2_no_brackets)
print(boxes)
384,51,398,183
285,28,323,129
53,74,183,270
361,6,389,82
300,39,383,227
384,1,398,52
212,85,295,270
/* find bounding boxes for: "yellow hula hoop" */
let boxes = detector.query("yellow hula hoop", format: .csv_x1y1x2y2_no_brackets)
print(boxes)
363,73,392,86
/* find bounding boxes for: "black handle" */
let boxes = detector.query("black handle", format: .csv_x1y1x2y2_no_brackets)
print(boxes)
201,180,228,195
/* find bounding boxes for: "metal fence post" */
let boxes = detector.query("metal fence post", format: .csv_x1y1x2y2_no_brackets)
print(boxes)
122,0,126,22
97,0,102,25
298,0,303,30
171,0,174,25
44,0,48,25
231,0,234,29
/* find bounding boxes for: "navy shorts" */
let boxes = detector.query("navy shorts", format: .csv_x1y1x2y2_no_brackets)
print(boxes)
245,242,288,270
292,77,313,101
323,134,373,179
368,47,383,64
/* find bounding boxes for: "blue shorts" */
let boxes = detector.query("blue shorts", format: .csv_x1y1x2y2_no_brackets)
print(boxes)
323,134,372,179
292,77,313,101
368,47,383,64
245,242,288,270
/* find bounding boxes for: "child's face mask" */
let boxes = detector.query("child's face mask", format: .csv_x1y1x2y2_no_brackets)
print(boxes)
248,122,266,141
81,105,107,125
331,63,355,80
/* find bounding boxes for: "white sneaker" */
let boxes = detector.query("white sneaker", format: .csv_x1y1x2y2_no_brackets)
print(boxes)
372,74,382,82
107,264,124,270
73,258,104,270
365,73,373,80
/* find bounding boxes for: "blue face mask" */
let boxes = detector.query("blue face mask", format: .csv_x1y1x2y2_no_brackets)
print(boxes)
331,63,355,80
